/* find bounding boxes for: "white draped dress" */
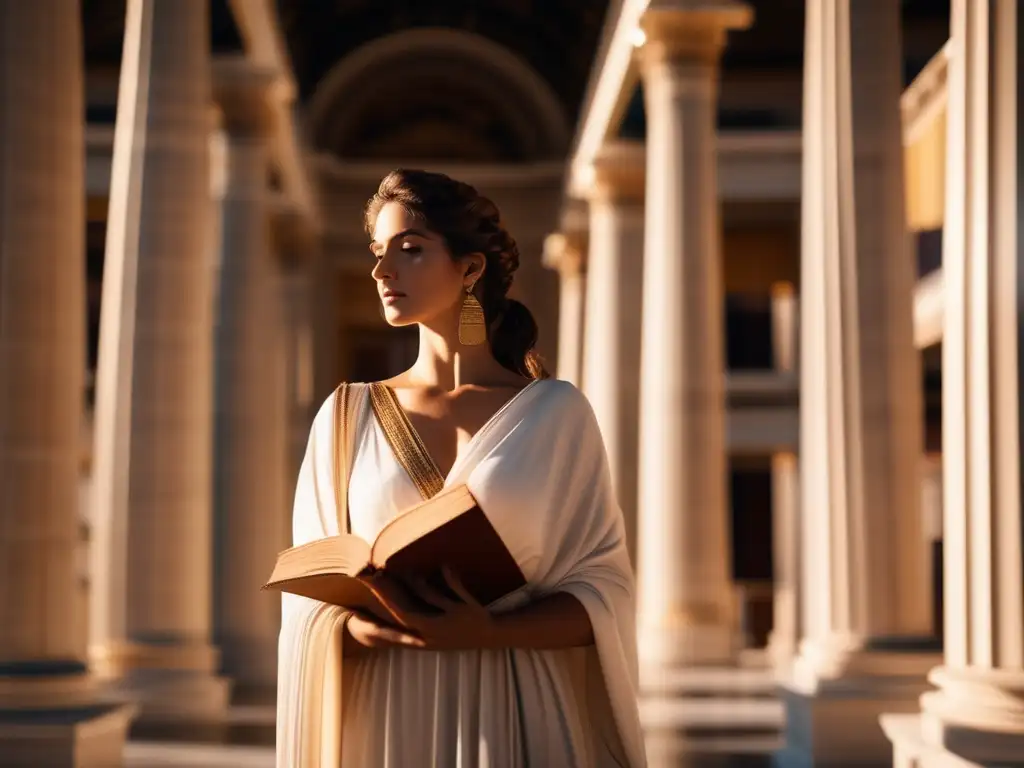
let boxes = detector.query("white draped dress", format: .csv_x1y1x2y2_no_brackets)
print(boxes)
279,379,646,768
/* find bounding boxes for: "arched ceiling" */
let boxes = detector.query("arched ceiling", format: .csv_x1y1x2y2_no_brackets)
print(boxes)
276,0,607,120
82,0,606,162
304,30,572,162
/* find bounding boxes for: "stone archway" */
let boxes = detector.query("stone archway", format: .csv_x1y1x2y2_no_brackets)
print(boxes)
305,28,571,162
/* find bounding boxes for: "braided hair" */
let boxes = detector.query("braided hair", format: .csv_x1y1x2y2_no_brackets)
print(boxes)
364,169,548,379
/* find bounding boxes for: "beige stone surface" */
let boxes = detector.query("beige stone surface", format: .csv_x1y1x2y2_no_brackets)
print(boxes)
582,140,645,565
0,2,134,762
791,0,928,679
890,2,1024,765
0,0,88,667
87,0,228,717
211,59,290,695
634,3,751,675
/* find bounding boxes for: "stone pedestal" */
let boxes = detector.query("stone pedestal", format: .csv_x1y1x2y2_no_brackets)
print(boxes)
582,140,645,564
777,1,934,763
777,644,938,768
882,2,1024,766
634,0,751,680
0,3,135,763
88,0,230,722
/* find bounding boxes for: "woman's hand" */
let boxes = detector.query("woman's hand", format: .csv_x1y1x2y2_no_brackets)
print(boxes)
370,567,501,652
343,612,425,654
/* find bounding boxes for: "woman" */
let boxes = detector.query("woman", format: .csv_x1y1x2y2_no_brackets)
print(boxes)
277,169,645,767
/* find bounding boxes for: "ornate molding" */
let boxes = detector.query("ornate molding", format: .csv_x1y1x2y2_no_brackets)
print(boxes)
542,231,587,277
637,1,753,68
306,28,570,160
589,139,646,202
212,56,278,137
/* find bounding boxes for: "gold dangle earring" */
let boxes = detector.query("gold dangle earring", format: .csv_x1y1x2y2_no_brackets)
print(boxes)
458,283,487,346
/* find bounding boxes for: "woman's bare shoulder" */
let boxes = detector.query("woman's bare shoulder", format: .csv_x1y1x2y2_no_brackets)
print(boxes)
363,371,413,390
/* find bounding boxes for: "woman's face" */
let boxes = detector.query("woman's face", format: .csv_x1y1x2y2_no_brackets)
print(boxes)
370,202,476,328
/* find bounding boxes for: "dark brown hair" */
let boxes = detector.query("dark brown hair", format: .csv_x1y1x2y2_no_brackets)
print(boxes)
364,169,548,380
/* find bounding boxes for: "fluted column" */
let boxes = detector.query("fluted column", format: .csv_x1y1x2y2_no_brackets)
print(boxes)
89,0,229,719
542,225,588,387
633,2,751,681
883,2,1024,766
581,140,644,564
767,282,800,674
211,58,289,696
0,2,134,761
776,1,936,765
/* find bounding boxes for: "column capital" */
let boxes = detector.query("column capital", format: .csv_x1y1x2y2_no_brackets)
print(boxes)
542,231,587,277
588,140,646,204
212,56,278,137
638,1,753,67
543,199,589,276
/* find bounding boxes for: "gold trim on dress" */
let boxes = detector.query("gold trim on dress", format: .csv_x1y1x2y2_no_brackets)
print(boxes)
368,383,446,500
333,383,350,533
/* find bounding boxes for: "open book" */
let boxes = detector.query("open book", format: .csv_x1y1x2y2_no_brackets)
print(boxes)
263,484,527,625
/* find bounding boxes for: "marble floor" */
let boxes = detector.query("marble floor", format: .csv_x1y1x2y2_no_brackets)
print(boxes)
122,703,783,767
121,665,784,767
124,739,777,768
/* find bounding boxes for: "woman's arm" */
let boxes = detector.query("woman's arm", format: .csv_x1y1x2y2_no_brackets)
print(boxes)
487,591,594,649
343,570,594,653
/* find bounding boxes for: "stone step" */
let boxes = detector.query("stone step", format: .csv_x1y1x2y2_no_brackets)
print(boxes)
641,690,785,759
643,665,780,698
640,695,784,732
124,741,274,768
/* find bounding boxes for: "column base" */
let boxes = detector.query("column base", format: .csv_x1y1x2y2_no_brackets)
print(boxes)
638,621,738,687
882,713,1024,768
773,638,941,767
881,666,1024,767
91,641,231,727
0,673,136,768
766,630,798,681
641,665,784,755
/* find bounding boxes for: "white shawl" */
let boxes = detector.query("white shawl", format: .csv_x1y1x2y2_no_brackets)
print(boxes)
276,380,646,767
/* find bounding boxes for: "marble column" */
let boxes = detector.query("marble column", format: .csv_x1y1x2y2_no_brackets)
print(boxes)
770,282,799,377
634,1,751,680
767,282,800,674
542,225,588,387
581,140,645,565
89,0,230,720
776,1,935,765
919,454,943,641
0,2,134,762
211,58,289,697
883,1,1024,766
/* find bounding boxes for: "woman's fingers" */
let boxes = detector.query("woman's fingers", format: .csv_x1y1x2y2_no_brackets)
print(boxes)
372,624,426,648
441,566,482,609
407,576,462,611
348,614,425,649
